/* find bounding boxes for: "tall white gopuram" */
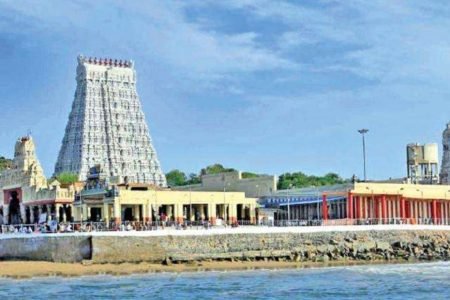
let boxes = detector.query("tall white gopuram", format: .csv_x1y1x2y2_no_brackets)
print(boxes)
55,55,167,186
440,123,450,184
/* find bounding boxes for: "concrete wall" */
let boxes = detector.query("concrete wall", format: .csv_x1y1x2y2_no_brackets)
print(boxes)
175,171,277,198
1,229,449,264
0,236,91,263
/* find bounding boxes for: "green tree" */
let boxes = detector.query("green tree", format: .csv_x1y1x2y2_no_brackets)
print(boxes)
242,171,260,179
200,164,236,175
186,173,201,185
56,172,79,185
0,156,13,171
277,172,345,189
165,169,187,186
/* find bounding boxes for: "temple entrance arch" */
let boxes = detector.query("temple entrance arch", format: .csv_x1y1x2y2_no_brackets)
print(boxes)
8,191,21,224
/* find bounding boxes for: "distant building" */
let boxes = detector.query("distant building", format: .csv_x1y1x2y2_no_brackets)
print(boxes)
406,143,439,184
441,123,450,184
173,170,277,198
259,182,450,224
76,166,257,224
54,55,166,186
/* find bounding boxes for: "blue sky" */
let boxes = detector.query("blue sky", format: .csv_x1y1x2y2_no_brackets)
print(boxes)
1,0,449,180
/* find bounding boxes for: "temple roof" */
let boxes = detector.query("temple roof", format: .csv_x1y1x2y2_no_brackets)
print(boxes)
77,55,133,68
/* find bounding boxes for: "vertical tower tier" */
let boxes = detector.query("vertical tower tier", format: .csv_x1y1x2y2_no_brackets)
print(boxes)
55,55,167,186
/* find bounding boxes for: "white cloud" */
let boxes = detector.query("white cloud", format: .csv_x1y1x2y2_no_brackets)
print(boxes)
206,0,450,86
0,0,297,85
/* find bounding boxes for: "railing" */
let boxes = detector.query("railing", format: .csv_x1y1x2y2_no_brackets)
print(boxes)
1,217,449,234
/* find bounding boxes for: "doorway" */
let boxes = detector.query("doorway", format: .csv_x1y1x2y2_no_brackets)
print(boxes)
90,207,102,221
8,191,21,224
123,207,133,221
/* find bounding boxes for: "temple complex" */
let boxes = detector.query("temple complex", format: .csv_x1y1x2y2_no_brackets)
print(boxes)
260,182,450,224
75,166,256,225
54,55,166,186
0,136,76,225
3,56,450,228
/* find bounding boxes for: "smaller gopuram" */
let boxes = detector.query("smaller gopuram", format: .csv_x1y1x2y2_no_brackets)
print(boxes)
440,122,450,184
0,136,76,225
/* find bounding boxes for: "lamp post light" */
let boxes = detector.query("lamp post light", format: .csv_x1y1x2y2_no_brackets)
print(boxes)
358,129,369,181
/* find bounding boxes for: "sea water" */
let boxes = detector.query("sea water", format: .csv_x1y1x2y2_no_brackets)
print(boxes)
0,262,449,299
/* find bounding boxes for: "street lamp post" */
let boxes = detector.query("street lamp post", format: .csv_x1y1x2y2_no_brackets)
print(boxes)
189,187,192,223
223,186,228,225
287,183,293,225
222,180,232,225
358,129,369,181
287,190,290,225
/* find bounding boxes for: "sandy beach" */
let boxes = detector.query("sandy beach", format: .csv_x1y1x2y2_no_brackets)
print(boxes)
0,259,413,279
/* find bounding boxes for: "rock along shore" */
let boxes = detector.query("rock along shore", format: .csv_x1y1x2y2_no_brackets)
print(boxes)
1,227,449,265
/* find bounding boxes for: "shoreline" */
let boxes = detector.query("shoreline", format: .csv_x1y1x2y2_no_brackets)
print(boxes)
0,259,436,279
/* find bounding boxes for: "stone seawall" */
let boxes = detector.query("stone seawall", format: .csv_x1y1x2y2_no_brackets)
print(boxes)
91,230,450,264
1,229,450,264
0,236,91,263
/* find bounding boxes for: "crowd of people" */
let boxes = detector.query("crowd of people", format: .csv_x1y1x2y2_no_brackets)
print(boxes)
0,218,240,234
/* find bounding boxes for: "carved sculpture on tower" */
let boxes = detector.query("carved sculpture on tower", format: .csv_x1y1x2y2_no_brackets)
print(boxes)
54,55,167,186
440,122,450,184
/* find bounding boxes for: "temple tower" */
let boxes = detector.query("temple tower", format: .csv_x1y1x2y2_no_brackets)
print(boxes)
54,55,167,186
440,123,450,184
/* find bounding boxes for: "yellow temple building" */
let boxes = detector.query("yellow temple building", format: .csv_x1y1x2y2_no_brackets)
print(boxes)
0,136,258,226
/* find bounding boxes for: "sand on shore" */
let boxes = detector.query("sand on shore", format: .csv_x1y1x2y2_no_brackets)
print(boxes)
0,259,413,279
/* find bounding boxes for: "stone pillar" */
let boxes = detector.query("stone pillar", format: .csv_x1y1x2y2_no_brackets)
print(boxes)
20,203,26,223
86,204,92,220
55,204,61,222
82,204,88,222
103,203,110,223
347,192,353,219
63,205,68,223
3,205,9,225
46,204,52,221
431,200,437,224
167,205,173,221
381,195,387,223
142,204,148,222
200,204,205,221
415,201,419,220
386,199,391,220
30,206,35,224
37,206,42,223
147,203,153,222
361,196,368,219
421,201,426,219
229,204,237,223
175,203,184,224
322,194,328,221
209,203,217,225
113,201,121,224
249,205,255,224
